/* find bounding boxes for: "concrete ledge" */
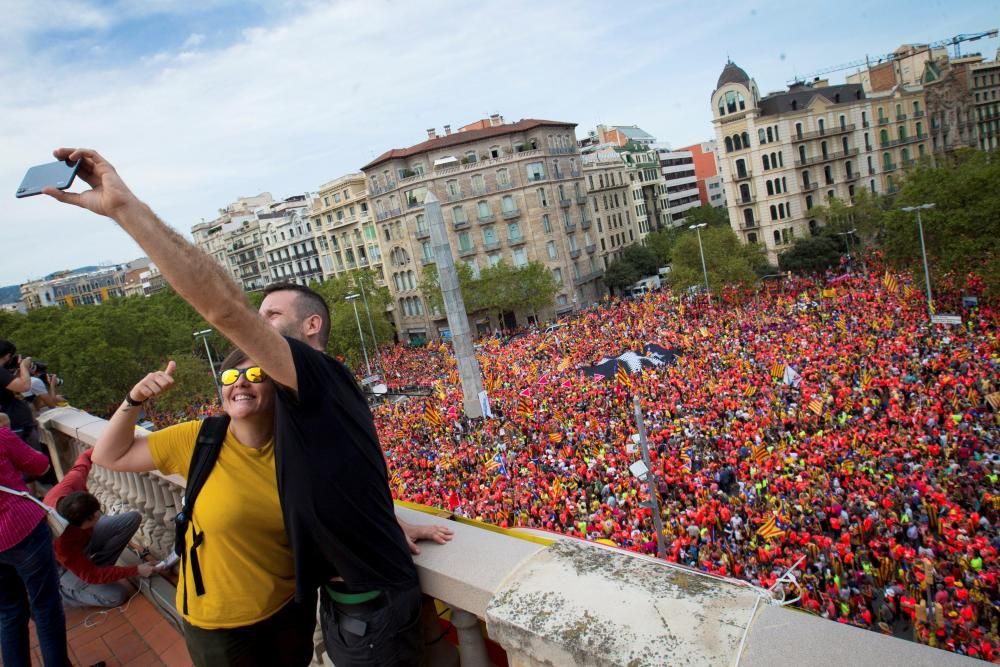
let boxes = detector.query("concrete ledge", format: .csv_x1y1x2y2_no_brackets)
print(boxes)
486,539,768,667
740,605,981,667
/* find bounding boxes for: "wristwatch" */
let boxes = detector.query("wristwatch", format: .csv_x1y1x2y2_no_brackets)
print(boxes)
124,393,145,407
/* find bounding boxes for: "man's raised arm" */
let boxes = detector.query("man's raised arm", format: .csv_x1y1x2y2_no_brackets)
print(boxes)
42,148,298,391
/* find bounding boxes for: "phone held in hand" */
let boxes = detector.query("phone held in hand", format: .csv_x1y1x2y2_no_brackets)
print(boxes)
15,159,81,198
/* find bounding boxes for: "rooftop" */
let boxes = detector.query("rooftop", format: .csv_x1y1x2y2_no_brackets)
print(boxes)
759,82,867,116
717,61,751,89
362,118,577,170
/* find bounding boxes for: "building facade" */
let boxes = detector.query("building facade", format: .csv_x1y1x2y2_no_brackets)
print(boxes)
260,195,322,287
362,117,599,340
311,173,383,285
679,141,726,208
970,51,1000,151
191,193,274,288
655,148,702,226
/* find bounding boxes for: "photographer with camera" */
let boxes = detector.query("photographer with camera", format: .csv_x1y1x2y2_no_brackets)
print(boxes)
24,362,65,417
0,340,57,490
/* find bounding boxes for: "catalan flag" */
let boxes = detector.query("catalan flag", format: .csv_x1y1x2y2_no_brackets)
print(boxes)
903,285,916,300
616,364,634,390
808,397,823,416
744,384,758,398
836,318,847,333
557,357,571,372
883,272,898,295
860,370,873,391
492,452,510,478
423,403,444,427
771,362,785,380
679,450,692,471
756,516,785,541
548,432,563,444
968,386,979,406
516,399,534,420
751,444,768,464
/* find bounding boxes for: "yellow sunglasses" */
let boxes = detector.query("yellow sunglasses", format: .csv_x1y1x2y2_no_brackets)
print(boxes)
219,366,267,386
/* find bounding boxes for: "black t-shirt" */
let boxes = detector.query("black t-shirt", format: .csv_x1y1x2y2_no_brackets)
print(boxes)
0,367,34,435
274,336,417,600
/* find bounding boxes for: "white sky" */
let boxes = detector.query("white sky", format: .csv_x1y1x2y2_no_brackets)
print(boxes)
1,0,996,285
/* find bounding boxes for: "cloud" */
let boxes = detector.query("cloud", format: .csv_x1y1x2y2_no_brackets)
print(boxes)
0,0,996,286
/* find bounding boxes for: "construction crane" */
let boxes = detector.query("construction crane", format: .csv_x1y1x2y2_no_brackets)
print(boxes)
787,29,998,83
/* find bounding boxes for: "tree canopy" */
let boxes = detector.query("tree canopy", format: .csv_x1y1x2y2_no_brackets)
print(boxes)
420,260,559,319
668,225,767,292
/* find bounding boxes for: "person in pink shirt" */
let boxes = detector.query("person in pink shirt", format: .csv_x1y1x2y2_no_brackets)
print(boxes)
0,412,70,666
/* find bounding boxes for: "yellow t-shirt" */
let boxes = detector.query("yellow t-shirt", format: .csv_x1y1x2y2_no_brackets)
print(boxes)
149,420,294,629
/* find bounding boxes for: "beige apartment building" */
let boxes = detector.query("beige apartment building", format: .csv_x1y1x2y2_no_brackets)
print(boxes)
712,62,879,262
970,51,1000,151
191,193,274,290
361,116,599,340
867,87,931,193
310,173,384,286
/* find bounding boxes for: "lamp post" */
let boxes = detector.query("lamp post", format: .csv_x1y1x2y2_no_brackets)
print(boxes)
193,329,222,403
901,203,936,318
345,294,372,376
631,395,666,559
689,223,710,299
357,280,381,372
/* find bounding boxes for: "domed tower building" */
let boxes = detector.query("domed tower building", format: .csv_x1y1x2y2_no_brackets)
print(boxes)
711,61,877,264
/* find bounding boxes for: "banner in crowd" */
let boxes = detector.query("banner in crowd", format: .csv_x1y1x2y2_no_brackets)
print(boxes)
580,343,680,379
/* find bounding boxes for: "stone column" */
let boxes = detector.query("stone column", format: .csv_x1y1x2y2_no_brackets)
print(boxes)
452,607,489,667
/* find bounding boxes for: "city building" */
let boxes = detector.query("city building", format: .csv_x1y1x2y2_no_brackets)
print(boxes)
654,147,702,226
260,194,322,287
191,193,274,288
310,173,383,285
970,50,1000,151
122,258,166,298
711,61,879,261
362,116,599,340
22,265,129,308
581,124,658,148
678,141,726,208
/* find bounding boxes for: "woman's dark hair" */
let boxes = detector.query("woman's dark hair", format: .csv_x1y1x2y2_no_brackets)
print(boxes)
220,348,249,370
56,491,102,527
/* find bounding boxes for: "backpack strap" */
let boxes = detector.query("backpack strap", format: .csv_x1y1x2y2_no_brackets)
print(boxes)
174,415,229,614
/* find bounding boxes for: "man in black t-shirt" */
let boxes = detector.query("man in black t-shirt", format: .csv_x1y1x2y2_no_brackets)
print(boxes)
41,149,451,666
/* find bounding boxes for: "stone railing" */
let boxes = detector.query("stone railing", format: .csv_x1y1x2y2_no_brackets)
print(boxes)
37,408,977,667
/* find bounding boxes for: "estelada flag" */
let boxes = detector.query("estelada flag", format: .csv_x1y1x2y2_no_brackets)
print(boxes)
756,516,785,541
516,399,534,419
883,272,898,294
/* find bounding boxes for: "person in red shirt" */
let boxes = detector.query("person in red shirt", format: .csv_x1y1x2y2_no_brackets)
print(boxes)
43,448,154,607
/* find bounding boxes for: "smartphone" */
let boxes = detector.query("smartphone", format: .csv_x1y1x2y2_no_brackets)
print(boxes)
15,159,81,198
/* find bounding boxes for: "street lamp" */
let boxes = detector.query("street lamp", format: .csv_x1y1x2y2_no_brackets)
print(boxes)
345,294,372,376
357,280,381,372
193,329,222,403
689,223,710,299
900,203,936,318
630,395,666,559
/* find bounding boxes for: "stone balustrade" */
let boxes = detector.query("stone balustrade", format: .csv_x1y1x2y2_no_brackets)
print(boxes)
37,408,978,666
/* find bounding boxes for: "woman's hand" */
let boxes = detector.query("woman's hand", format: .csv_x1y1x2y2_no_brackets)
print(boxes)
128,361,176,403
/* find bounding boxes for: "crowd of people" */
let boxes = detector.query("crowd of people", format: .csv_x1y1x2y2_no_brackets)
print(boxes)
366,265,998,658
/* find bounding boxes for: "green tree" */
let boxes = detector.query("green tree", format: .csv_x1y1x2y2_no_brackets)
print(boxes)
311,270,395,365
778,235,844,273
669,225,766,292
683,204,731,229
418,262,482,315
602,259,641,292
620,244,661,277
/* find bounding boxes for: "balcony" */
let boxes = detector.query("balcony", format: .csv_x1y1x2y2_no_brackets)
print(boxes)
508,235,527,247
483,239,501,251
548,146,576,155
739,195,755,204
862,120,870,128
794,148,859,168
913,110,926,118
457,244,477,257
902,158,916,168
845,172,860,182
454,219,470,230
375,207,402,221
586,243,596,254
497,180,516,190
525,173,546,183
559,198,572,208
421,256,435,265
446,190,464,202
477,213,496,224
575,194,587,204
869,167,876,176
501,208,521,220
580,217,592,230
552,170,567,180
415,228,430,240
879,133,928,148
883,162,898,172
573,269,603,286
570,168,582,177
802,182,819,191
564,222,577,233
471,184,490,196
896,113,908,121
878,117,889,125
569,248,582,259
732,170,752,181
791,123,856,142
34,408,962,667
406,197,422,209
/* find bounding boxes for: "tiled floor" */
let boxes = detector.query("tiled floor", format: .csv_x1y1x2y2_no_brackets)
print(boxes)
16,594,192,667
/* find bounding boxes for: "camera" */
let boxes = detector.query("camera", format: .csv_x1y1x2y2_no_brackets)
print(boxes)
3,354,19,372
31,362,63,386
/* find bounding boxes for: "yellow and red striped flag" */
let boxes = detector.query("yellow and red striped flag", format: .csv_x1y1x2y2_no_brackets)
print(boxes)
516,399,534,420
616,365,634,390
744,384,758,398
548,432,563,444
751,444,768,464
985,391,1000,410
808,397,823,416
836,318,847,333
557,358,571,372
770,362,784,380
756,516,785,541
968,386,978,405
903,284,915,300
883,271,898,294
423,403,444,427
860,370,873,391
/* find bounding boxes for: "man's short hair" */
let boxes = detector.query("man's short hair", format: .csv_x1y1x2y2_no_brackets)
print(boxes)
0,339,16,359
57,491,101,527
262,283,331,348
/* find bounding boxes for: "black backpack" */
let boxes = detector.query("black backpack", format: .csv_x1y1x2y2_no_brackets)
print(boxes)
173,415,230,614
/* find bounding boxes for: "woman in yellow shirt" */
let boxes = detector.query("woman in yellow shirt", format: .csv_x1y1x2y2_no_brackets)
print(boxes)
93,349,312,667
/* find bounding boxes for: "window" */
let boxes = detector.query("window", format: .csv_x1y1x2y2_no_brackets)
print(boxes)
487,254,501,267
472,174,486,194
805,195,813,210
512,247,528,267
421,241,433,260
507,222,522,240
497,168,511,187
453,206,468,224
464,151,477,163
766,127,774,143
743,209,754,227
457,231,472,251
502,195,516,213
818,119,825,134
759,129,767,144
553,268,563,284
477,201,491,219
537,187,548,207
490,145,500,159
525,163,545,181
770,205,778,221
762,154,770,170
483,225,497,245
766,180,774,196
